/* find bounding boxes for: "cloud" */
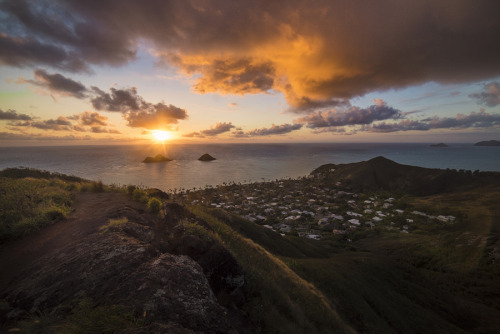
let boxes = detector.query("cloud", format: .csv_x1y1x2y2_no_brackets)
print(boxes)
18,69,88,98
172,57,276,95
125,103,188,130
183,122,235,138
0,108,32,120
90,87,143,112
2,1,499,112
14,69,189,130
201,122,235,136
0,0,135,72
242,123,303,137
90,87,188,129
0,32,88,72
296,101,402,128
30,116,73,131
368,110,500,133
7,110,121,133
470,82,500,107
0,131,92,141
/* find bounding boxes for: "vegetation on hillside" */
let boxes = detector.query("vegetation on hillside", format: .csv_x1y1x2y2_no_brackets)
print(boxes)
0,168,114,242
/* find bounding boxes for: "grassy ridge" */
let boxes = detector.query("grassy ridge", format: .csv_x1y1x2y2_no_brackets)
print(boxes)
191,206,355,334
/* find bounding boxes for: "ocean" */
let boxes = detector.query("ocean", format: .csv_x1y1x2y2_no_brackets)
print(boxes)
1,143,499,191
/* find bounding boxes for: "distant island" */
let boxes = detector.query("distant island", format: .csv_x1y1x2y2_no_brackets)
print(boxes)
142,154,172,163
474,140,500,146
430,143,448,147
198,153,216,161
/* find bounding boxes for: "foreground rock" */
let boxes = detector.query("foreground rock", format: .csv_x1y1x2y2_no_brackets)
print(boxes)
1,195,244,333
198,153,216,161
142,154,171,163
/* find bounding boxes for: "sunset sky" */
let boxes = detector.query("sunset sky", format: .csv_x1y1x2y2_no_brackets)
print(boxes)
1,0,500,145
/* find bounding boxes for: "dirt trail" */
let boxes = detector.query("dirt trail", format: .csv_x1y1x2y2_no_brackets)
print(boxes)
0,192,145,291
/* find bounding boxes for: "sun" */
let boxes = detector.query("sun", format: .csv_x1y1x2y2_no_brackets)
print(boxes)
151,130,172,142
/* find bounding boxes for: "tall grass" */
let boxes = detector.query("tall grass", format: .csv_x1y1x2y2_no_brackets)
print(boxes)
190,205,354,334
0,177,74,242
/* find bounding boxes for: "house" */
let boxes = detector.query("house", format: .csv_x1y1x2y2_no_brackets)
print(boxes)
347,211,362,217
348,219,360,226
318,218,329,225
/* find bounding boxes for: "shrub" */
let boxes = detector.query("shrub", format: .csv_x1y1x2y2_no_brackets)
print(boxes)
126,185,137,195
147,197,162,213
132,188,148,203
44,208,65,222
62,297,141,333
100,217,128,234
91,180,104,193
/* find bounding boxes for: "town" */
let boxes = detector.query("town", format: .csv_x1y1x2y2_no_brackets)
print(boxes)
170,174,457,241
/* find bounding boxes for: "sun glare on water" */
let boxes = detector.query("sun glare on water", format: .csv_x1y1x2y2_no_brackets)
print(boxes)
151,130,172,142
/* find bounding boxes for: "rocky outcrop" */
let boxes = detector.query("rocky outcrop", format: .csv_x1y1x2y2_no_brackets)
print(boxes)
198,153,216,161
143,154,171,163
1,202,244,333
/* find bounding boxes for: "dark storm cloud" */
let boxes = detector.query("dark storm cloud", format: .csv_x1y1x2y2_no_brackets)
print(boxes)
469,82,500,107
296,101,402,128
0,33,88,72
20,69,88,98
0,109,32,120
2,0,499,112
0,0,136,72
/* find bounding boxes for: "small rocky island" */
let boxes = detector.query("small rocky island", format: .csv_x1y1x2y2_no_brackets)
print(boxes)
198,153,216,161
142,154,172,163
474,140,500,146
430,143,448,147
